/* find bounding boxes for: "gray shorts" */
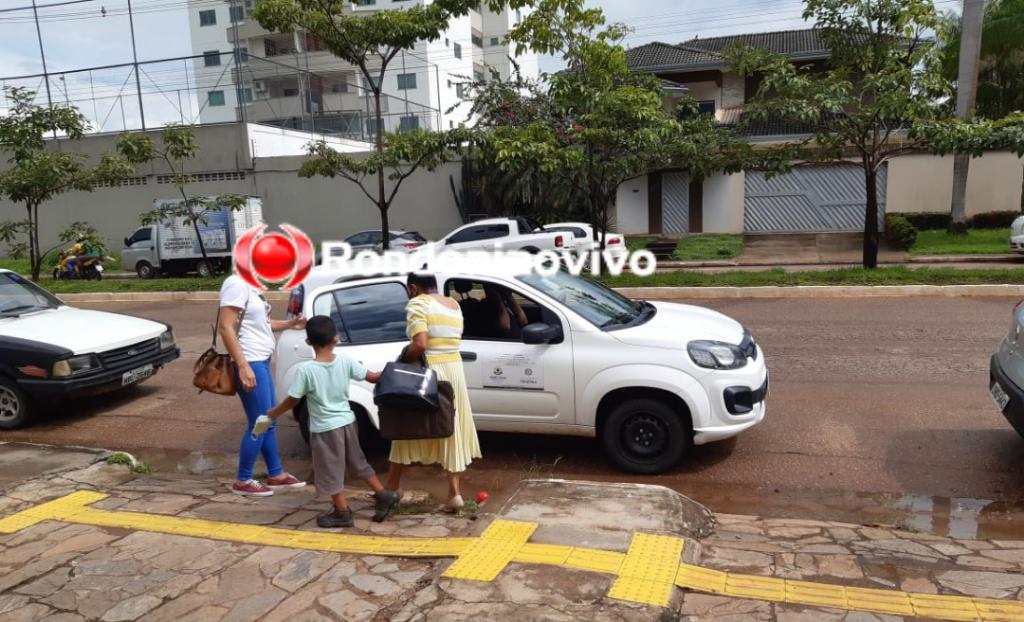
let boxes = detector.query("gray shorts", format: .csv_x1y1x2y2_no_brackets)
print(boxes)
310,423,375,496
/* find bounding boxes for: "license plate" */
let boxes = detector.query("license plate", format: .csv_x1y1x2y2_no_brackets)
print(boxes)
122,364,154,386
991,381,1011,412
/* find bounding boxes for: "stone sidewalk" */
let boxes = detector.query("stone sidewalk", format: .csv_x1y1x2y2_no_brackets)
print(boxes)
2,447,1024,621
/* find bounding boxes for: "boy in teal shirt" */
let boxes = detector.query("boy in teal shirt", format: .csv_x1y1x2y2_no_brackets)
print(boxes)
256,316,399,527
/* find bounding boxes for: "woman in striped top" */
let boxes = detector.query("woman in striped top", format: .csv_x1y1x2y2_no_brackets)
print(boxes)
386,272,482,512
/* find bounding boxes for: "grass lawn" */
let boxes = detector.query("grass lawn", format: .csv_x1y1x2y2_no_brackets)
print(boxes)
910,229,1010,256
0,257,31,274
43,276,226,294
601,266,1024,288
625,236,657,253
673,235,743,261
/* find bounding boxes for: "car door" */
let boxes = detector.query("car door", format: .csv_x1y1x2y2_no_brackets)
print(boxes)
442,277,575,425
121,227,155,270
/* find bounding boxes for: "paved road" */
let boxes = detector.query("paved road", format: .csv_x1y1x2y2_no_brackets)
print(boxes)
4,296,1024,533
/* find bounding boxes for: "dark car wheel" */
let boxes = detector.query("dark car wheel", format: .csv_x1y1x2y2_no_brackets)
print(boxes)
196,260,214,279
136,261,155,279
0,377,31,430
294,400,311,446
601,398,691,474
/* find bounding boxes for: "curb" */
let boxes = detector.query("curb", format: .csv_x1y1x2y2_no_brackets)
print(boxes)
55,284,1024,303
909,254,1022,264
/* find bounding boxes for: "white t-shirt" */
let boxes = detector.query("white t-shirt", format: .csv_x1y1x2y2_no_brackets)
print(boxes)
219,275,276,362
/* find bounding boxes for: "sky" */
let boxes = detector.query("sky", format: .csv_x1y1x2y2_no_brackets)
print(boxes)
0,0,961,129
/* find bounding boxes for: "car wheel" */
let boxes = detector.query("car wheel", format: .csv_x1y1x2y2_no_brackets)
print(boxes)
196,260,214,279
354,407,387,455
601,398,690,474
136,261,155,279
0,378,30,430
521,246,540,254
294,400,310,446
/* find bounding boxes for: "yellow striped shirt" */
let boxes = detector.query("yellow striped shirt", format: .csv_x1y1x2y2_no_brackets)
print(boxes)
407,294,464,363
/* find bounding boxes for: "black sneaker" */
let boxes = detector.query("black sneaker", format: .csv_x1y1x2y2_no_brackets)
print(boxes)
372,490,400,523
317,507,354,528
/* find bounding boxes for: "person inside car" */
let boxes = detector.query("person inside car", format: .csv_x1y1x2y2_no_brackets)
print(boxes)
483,284,528,340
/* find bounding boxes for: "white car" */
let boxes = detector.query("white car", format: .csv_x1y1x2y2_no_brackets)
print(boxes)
438,217,567,254
1010,215,1024,253
0,270,179,429
275,261,767,474
545,222,628,258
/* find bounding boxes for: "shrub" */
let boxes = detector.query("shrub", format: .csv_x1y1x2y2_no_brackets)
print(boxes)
968,211,1021,229
885,214,918,250
890,212,951,230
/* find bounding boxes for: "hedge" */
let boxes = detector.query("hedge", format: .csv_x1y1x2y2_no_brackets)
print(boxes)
889,211,1021,230
884,214,918,250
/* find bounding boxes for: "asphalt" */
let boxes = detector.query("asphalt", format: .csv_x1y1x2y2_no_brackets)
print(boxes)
3,296,1024,536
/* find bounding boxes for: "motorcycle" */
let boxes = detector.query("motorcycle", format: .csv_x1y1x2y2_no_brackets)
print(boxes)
53,249,109,281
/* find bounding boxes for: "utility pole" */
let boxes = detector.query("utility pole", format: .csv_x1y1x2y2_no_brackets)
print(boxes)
31,0,55,138
127,0,146,130
949,0,987,233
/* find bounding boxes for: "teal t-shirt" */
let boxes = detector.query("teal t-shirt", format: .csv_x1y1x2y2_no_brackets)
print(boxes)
287,355,368,433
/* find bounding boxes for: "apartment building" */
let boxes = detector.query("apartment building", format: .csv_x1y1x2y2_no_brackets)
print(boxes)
188,0,538,138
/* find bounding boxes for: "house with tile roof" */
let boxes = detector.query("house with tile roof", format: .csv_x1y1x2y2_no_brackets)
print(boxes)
616,28,1023,237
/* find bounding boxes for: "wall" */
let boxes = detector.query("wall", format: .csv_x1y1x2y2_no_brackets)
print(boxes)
887,152,1023,216
720,72,745,110
702,172,746,233
615,177,650,234
246,124,371,157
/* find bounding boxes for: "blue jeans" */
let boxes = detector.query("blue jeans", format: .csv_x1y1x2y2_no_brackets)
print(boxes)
236,359,284,481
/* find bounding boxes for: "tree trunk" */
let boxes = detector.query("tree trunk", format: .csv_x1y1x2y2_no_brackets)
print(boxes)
373,90,389,251
193,218,208,259
27,202,40,281
863,169,880,270
949,0,987,233
1020,167,1023,212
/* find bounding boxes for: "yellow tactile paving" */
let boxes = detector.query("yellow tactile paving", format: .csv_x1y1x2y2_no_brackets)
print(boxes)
442,519,536,581
6,491,1024,621
609,533,685,607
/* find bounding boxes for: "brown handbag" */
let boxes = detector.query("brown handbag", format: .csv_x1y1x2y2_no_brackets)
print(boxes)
192,300,248,396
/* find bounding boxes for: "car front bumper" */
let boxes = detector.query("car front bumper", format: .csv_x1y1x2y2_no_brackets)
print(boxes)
990,353,1024,433
693,351,769,445
17,348,180,396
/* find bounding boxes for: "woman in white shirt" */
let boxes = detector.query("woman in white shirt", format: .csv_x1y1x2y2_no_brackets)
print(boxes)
219,274,306,496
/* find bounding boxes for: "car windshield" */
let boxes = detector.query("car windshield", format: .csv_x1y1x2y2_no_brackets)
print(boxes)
518,269,644,329
0,273,62,316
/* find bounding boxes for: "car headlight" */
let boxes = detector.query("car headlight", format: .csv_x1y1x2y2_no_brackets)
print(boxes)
159,329,176,350
687,340,748,370
52,354,100,377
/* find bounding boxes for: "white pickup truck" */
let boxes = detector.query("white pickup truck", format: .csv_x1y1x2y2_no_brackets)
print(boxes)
437,217,567,254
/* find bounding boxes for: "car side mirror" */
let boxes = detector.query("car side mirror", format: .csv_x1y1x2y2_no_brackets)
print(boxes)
522,322,560,345
124,237,131,247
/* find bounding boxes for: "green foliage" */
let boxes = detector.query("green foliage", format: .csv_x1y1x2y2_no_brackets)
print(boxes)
0,87,140,280
884,214,918,250
890,212,952,230
122,125,246,263
105,452,155,474
910,228,1009,255
969,211,1020,229
600,266,1024,288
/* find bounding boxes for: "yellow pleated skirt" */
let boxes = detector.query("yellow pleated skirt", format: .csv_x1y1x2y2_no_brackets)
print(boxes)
388,356,482,473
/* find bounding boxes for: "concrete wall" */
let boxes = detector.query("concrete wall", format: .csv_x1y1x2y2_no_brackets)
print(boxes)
887,152,1023,216
702,171,746,233
615,177,649,234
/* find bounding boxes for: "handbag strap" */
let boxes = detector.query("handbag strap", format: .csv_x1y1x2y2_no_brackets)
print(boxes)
211,295,249,349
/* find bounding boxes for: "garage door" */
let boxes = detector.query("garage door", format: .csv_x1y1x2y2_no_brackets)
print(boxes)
744,164,887,233
662,172,689,234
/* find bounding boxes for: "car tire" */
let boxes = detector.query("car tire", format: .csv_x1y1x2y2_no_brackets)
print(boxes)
136,261,155,279
0,377,31,430
601,398,691,474
354,407,387,455
196,260,214,279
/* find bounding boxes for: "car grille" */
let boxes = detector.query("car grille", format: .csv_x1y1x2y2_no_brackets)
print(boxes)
99,338,161,370
740,331,758,360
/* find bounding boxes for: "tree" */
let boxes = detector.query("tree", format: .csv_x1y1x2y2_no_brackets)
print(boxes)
252,0,525,249
467,0,762,261
729,0,976,269
0,87,139,280
116,125,246,275
948,0,987,233
942,0,1024,210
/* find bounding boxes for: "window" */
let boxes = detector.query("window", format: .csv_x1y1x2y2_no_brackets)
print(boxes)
240,88,254,103
474,69,485,82
453,42,462,59
447,224,509,244
515,8,522,23
353,0,376,5
345,232,373,246
313,283,409,345
472,33,484,48
203,50,220,67
547,226,587,239
698,100,716,115
490,68,500,81
518,269,642,329
445,280,559,342
490,36,500,46
208,90,226,107
128,228,152,245
198,9,216,26
366,117,383,136
362,76,381,92
229,5,244,22
234,47,248,64
397,73,417,90
455,83,468,99
331,81,349,93
399,115,419,132
283,88,299,97
0,273,62,315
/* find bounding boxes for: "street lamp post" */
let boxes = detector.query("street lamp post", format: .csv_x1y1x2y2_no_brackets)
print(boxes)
127,0,146,130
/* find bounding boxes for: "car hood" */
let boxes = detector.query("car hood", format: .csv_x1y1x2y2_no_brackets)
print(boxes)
611,301,745,349
0,306,167,355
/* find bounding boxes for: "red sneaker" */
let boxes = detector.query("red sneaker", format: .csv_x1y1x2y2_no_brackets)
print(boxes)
232,479,273,497
266,474,306,490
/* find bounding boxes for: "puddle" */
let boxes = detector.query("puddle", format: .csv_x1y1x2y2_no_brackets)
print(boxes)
134,447,1024,540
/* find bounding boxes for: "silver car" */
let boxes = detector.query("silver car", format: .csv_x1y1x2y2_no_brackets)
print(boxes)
344,230,426,253
990,301,1024,437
